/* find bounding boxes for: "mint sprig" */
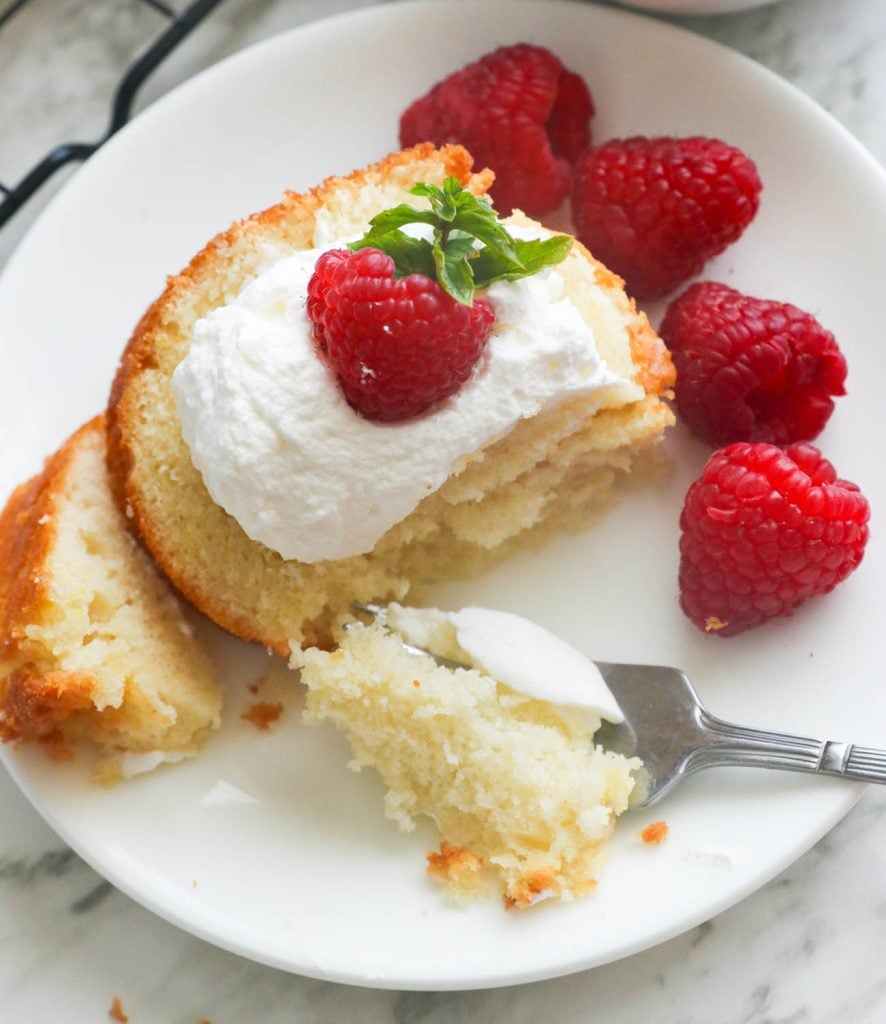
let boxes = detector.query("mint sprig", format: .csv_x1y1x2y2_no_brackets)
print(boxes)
348,178,572,306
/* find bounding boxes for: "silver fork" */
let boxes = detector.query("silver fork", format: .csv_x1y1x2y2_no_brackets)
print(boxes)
351,603,886,808
592,662,886,808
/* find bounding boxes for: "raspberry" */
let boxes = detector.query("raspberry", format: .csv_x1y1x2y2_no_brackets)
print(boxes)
399,44,594,218
679,442,869,637
661,282,848,447
307,248,494,421
571,136,762,300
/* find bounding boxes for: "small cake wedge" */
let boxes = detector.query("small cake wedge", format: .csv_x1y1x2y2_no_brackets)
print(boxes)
296,617,639,908
0,416,221,761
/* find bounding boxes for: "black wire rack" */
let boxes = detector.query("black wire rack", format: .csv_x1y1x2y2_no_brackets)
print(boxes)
0,0,228,229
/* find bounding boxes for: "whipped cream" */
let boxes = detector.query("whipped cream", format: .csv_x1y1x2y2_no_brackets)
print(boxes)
173,229,629,564
385,603,624,730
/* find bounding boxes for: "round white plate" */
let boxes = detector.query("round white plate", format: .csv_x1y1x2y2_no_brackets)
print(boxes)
1,0,885,992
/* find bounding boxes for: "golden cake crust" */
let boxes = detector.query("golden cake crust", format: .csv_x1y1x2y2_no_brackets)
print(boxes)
0,419,100,741
589,258,674,396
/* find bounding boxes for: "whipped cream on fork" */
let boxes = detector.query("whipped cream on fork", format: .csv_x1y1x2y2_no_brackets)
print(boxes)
385,603,624,731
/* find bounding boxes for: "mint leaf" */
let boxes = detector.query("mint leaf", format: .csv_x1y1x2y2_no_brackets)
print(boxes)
452,209,523,266
433,229,479,306
346,178,571,304
360,203,437,235
410,180,459,222
472,234,573,290
414,181,523,265
349,229,435,279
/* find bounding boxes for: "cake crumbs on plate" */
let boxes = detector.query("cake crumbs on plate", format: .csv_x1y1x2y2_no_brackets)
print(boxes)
426,841,487,901
241,657,302,729
38,729,76,763
504,869,560,910
108,996,128,1023
639,820,669,845
427,841,483,883
241,701,284,731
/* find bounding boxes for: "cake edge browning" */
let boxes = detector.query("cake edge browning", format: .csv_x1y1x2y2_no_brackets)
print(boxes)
588,253,675,398
0,418,105,741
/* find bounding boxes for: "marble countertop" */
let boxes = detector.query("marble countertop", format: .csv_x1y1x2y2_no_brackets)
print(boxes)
1,0,884,1020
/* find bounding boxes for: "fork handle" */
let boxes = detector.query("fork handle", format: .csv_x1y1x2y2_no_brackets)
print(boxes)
691,712,886,784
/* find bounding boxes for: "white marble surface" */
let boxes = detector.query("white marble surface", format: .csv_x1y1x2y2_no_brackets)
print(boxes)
1,0,885,1020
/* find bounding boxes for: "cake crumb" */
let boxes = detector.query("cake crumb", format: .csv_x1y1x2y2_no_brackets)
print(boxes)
640,820,669,845
38,729,76,763
427,841,483,890
412,678,421,688
504,869,556,909
108,997,129,1023
241,701,284,730
572,877,598,898
704,616,728,632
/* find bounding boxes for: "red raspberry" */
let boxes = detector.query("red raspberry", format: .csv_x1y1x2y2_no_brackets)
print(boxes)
399,44,593,218
571,136,762,300
306,248,494,421
679,442,869,637
661,282,848,447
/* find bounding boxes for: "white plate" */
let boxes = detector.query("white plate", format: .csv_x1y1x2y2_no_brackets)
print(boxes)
1,0,885,992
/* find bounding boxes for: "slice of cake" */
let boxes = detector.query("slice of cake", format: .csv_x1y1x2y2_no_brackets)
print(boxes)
0,416,221,763
108,143,674,654
295,606,639,907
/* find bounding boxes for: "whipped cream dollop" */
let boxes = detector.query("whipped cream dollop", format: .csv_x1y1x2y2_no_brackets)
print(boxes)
385,603,624,730
172,229,628,564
